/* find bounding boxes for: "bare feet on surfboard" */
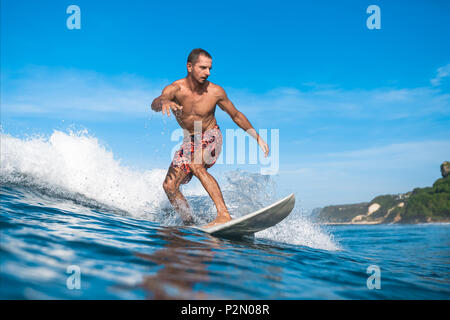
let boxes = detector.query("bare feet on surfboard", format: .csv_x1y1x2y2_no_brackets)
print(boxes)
203,215,232,228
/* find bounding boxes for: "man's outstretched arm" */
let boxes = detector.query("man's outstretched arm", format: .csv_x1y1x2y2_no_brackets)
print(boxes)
151,83,182,116
216,86,269,157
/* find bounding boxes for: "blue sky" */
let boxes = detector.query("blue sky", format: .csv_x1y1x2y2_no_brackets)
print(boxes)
1,0,450,212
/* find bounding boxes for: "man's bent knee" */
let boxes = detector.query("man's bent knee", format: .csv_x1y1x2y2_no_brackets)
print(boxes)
189,164,207,177
163,179,178,196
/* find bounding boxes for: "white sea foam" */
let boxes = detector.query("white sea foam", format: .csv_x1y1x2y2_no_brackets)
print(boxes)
256,211,341,251
0,130,339,250
0,130,170,219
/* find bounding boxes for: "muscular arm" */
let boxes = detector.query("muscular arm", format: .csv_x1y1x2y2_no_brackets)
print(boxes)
216,86,267,152
217,87,252,130
151,83,180,112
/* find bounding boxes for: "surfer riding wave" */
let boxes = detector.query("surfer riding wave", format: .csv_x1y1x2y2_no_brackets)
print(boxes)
151,48,269,227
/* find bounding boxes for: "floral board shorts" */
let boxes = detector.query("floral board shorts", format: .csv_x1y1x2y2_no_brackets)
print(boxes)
170,124,222,185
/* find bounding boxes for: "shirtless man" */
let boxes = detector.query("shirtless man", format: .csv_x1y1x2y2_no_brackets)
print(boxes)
151,48,269,227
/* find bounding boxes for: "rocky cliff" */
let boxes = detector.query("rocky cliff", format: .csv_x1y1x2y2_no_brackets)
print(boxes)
313,162,450,224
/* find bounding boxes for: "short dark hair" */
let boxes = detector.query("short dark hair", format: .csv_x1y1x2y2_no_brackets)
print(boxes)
187,48,212,65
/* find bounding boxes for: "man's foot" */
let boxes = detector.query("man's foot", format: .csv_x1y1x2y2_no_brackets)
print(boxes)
182,215,195,226
203,214,232,228
181,212,195,226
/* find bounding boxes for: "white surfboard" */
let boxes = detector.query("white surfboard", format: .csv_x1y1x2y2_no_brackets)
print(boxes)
195,193,295,238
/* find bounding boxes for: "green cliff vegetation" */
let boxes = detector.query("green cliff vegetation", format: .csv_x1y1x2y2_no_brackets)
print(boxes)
314,162,450,224
401,176,450,223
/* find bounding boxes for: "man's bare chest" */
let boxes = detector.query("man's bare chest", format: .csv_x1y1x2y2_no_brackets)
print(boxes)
175,93,218,116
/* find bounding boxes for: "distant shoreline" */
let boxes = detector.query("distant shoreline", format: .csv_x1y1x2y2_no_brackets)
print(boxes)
313,164,449,225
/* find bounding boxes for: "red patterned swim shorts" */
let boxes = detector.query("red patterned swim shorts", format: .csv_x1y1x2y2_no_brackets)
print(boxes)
170,124,222,184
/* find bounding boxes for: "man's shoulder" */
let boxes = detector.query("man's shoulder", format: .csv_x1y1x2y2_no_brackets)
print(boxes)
170,79,185,89
208,82,226,97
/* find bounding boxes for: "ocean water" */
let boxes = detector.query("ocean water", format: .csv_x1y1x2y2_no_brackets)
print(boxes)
1,131,449,299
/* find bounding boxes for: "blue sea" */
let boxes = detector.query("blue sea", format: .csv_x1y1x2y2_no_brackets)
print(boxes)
1,132,449,299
